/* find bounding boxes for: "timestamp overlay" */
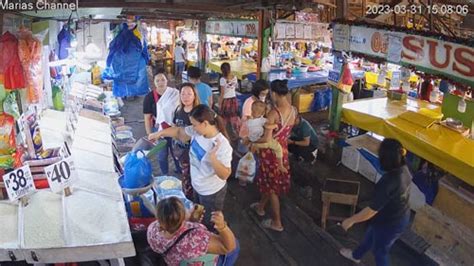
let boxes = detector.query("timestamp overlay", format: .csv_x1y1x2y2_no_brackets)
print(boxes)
366,4,470,16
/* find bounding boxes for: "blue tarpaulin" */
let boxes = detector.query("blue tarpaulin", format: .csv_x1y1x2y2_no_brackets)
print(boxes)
103,24,150,97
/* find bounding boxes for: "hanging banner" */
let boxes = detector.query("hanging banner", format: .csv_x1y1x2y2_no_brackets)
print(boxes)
295,11,319,23
332,24,350,51
274,21,329,42
205,20,258,38
332,23,474,87
295,24,304,39
387,34,403,64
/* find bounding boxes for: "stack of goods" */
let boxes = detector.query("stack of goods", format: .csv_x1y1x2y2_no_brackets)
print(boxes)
112,125,136,154
20,111,62,189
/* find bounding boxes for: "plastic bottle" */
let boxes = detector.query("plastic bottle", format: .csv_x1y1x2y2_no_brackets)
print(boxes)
457,97,467,113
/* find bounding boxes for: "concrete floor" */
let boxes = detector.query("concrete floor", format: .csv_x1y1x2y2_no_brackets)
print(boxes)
120,93,430,266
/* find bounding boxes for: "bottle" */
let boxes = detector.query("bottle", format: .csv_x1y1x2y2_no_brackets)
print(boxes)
457,97,467,113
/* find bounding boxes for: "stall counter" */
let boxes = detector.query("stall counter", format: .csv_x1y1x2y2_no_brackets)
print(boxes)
268,70,365,90
207,59,257,80
342,97,474,186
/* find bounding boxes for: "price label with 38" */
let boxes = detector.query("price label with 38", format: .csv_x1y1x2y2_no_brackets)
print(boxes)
2,165,36,202
45,157,78,193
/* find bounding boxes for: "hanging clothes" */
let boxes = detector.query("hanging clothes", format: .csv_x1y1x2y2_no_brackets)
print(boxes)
57,26,72,60
102,23,149,97
17,27,43,103
0,32,25,90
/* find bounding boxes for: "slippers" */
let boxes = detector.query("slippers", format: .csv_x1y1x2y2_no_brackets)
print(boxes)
250,202,265,217
261,219,284,232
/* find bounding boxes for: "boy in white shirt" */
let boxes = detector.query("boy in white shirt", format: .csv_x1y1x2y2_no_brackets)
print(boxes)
241,101,286,174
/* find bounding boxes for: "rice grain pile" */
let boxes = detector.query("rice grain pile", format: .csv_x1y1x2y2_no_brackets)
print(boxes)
23,191,65,248
0,202,19,248
65,190,129,246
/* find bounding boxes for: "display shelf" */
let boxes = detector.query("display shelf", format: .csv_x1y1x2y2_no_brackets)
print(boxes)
0,109,135,263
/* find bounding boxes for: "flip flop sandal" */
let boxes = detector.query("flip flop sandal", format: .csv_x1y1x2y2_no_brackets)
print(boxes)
261,219,284,232
250,202,265,217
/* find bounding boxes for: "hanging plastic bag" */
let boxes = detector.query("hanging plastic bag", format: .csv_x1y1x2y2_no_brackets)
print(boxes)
235,152,257,183
52,85,64,111
0,114,16,157
124,150,153,189
3,92,20,119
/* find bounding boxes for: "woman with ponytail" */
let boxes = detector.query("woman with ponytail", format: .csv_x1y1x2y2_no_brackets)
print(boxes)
339,138,412,266
149,104,233,229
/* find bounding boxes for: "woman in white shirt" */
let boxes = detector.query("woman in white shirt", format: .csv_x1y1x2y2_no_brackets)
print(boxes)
149,104,233,229
219,62,241,141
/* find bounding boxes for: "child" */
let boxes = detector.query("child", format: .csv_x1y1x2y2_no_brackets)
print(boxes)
241,101,287,175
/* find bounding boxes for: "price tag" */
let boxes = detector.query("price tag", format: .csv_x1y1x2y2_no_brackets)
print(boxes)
45,157,78,193
59,142,71,159
2,165,36,202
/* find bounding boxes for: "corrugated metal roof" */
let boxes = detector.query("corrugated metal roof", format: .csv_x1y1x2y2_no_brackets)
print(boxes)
22,8,122,19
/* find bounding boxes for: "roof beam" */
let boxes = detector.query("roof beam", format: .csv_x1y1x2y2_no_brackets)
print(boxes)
78,1,241,13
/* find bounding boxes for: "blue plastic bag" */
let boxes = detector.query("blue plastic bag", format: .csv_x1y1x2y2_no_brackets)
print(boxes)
124,150,153,189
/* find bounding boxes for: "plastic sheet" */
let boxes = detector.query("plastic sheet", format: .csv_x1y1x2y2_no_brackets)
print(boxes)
17,27,43,103
0,32,25,89
103,24,149,97
154,176,193,210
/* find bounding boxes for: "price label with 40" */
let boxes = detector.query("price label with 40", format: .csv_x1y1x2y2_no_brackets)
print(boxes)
45,157,78,193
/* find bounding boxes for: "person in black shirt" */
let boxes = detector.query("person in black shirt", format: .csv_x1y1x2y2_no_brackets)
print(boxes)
339,139,411,266
172,83,200,198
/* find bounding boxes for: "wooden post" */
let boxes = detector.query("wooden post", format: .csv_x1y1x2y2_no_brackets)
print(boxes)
361,0,366,17
329,0,348,132
256,10,264,80
198,19,207,71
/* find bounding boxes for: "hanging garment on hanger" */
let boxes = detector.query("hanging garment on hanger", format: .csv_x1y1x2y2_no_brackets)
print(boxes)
0,32,25,90
57,26,72,59
18,27,43,103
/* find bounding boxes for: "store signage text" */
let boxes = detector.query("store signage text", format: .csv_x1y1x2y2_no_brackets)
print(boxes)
0,0,78,11
206,20,258,38
334,24,474,86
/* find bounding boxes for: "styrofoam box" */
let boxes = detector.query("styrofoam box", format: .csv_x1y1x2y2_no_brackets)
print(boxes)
358,152,382,183
341,146,360,172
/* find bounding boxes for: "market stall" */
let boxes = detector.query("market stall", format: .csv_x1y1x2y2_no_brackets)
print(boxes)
331,20,474,265
205,20,259,80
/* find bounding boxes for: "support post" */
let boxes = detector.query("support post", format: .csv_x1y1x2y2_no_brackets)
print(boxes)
198,19,207,71
257,10,264,79
329,0,348,132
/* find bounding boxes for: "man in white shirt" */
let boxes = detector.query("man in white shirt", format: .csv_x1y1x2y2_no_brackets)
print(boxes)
174,41,186,83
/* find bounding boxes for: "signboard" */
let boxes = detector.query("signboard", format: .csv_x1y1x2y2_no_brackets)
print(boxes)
45,157,78,193
295,11,319,23
205,20,258,38
332,24,474,87
274,22,329,42
2,165,36,202
332,24,350,51
328,70,341,86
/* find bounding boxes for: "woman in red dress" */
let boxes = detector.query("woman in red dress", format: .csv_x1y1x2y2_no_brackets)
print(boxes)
250,79,296,232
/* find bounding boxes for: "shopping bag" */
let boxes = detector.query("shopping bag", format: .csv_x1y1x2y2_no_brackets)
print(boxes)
124,150,153,189
235,152,256,183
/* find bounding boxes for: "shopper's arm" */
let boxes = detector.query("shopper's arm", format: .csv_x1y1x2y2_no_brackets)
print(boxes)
341,207,378,231
208,139,231,180
208,94,213,108
288,136,310,147
144,114,153,135
207,212,236,254
148,126,190,143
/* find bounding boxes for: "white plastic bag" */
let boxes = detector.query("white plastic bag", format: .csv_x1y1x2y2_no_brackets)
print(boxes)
235,152,257,183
